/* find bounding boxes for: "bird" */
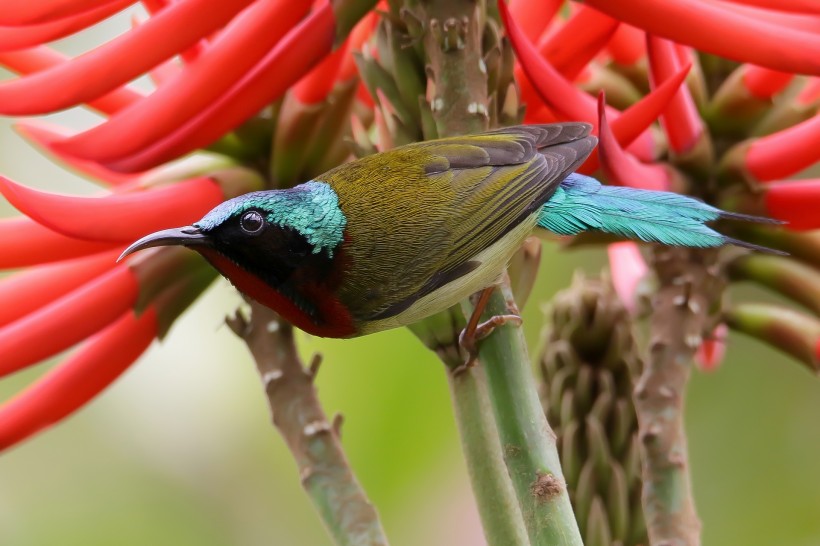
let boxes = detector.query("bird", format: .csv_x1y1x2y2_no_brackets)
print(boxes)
120,123,772,341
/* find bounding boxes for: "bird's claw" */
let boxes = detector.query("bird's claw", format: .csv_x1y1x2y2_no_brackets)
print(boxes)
455,313,523,373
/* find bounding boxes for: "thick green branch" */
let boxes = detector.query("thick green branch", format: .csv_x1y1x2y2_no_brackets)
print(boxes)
468,286,583,546
228,301,389,546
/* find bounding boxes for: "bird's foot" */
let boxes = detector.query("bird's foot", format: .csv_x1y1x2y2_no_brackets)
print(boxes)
453,287,523,374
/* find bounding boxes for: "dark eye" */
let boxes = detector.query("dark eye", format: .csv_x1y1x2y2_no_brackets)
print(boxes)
240,210,265,234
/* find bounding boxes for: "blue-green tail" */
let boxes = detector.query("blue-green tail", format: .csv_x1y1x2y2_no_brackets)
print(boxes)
538,174,778,251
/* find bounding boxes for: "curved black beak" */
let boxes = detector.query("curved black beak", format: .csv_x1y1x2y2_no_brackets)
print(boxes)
118,226,211,262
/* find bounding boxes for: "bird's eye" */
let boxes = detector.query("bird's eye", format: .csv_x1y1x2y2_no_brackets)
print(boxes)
240,210,265,234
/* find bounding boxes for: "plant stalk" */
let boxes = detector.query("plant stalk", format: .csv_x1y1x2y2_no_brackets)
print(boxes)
634,246,721,546
467,285,584,546
228,301,389,546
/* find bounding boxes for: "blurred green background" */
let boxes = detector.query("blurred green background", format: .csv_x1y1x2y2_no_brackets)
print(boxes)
1,9,820,546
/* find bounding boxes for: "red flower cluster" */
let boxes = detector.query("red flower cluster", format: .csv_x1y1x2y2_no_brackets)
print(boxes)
0,0,818,451
502,0,820,370
0,0,373,451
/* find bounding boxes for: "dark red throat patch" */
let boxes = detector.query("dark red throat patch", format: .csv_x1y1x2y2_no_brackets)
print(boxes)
199,249,356,338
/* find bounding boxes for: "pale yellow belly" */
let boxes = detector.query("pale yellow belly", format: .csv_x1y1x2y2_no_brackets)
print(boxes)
359,213,539,334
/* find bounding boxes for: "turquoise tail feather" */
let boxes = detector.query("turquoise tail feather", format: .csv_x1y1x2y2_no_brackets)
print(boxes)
538,174,779,251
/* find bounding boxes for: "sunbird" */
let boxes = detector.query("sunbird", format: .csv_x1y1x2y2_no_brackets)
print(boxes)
121,123,769,340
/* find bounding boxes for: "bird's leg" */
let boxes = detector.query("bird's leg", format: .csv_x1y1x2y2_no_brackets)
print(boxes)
457,286,523,371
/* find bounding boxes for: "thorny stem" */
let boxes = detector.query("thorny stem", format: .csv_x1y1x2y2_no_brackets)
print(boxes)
227,300,389,546
634,246,722,546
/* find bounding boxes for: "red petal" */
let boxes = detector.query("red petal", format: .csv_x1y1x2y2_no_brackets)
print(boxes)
0,250,121,328
0,266,138,378
538,5,620,81
0,308,156,452
501,0,595,121
0,0,132,26
0,217,118,269
137,0,206,64
742,65,794,99
105,2,336,172
0,176,224,242
14,121,139,186
647,35,703,154
597,94,670,190
52,0,312,164
509,0,562,42
607,241,648,313
720,0,820,13
336,9,377,83
695,323,727,372
292,39,349,104
502,1,657,162
0,0,133,51
0,47,142,115
796,77,820,107
764,178,820,230
583,0,820,75
0,0,256,115
582,63,690,172
747,114,820,182
705,0,820,32
607,24,645,66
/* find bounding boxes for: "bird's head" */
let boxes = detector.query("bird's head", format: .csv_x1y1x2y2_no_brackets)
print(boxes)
119,182,348,319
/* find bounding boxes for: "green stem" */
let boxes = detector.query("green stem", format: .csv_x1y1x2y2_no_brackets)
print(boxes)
409,310,529,546
468,286,584,546
448,365,531,546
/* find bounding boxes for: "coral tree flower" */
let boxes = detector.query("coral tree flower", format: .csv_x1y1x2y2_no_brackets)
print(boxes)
0,0,373,451
1,0,820,453
501,0,820,371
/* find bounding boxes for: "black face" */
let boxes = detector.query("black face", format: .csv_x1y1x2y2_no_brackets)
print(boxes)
203,209,335,292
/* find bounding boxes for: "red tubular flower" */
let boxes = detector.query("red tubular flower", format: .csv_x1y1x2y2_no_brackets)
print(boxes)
746,114,820,182
0,0,133,51
0,217,118,268
50,0,312,163
607,24,645,66
796,78,820,107
0,0,133,25
597,95,670,190
581,63,690,173
607,241,648,313
763,179,820,230
647,35,704,154
106,2,337,172
582,0,820,75
721,0,820,13
14,121,139,187
742,66,795,100
695,324,728,372
509,0,561,42
0,266,138,378
0,47,142,115
537,5,620,81
0,0,256,115
0,250,120,328
0,176,225,243
501,0,659,162
336,9,378,84
292,39,350,105
0,308,157,452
